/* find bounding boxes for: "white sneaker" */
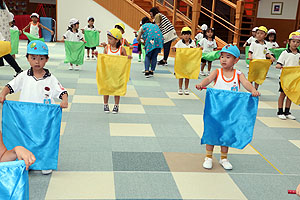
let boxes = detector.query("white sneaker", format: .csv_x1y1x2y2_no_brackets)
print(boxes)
75,65,80,71
286,114,296,120
277,114,287,120
219,159,233,170
178,89,183,95
86,56,90,60
184,89,189,95
200,71,206,76
41,169,53,175
206,71,210,76
68,65,73,70
203,157,213,169
246,65,249,68
92,56,96,60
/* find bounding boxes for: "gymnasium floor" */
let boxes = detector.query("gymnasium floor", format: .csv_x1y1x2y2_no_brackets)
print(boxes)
1,40,300,200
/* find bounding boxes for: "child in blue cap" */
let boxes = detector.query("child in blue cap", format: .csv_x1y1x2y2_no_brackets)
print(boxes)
196,44,260,170
0,40,68,174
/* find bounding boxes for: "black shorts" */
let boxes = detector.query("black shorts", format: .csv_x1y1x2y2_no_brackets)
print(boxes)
85,47,96,50
279,81,284,92
201,58,212,64
138,43,142,51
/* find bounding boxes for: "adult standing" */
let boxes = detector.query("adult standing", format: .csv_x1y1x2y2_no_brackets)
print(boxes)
150,7,177,66
137,17,163,78
0,0,23,76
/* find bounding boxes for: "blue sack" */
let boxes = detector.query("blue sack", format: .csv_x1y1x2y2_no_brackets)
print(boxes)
0,160,29,200
2,100,62,170
201,88,259,149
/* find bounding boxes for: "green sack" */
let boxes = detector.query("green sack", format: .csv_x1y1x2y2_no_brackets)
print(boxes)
269,48,287,60
24,32,44,42
245,46,250,65
10,29,19,55
64,41,85,65
202,50,220,62
84,30,99,48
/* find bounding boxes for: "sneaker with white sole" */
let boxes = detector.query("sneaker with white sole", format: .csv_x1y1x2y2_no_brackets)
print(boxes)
178,89,183,95
286,114,296,120
200,72,206,76
184,89,189,95
42,169,53,175
219,159,233,170
203,157,213,169
112,105,119,114
207,71,210,76
75,65,80,71
104,104,110,113
68,65,73,70
277,114,286,120
86,56,90,60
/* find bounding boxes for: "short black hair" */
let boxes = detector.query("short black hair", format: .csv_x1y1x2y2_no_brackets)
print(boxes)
150,7,160,16
265,33,277,42
141,17,151,25
88,18,94,22
26,53,49,59
115,25,124,32
204,28,215,40
182,31,191,35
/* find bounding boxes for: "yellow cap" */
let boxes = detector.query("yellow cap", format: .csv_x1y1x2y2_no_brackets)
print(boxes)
181,27,192,33
115,23,125,31
289,32,300,40
257,26,268,33
107,28,122,40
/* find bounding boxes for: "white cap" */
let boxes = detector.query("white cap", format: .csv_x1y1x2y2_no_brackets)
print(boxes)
8,12,14,22
87,16,94,21
30,13,39,18
252,27,258,32
69,18,79,26
296,29,300,33
201,24,208,31
267,29,276,34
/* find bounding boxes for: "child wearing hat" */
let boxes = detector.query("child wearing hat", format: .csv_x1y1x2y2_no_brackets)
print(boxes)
195,24,208,46
173,27,196,95
196,44,260,170
266,29,279,50
0,40,68,174
248,26,276,89
275,32,300,120
22,13,54,39
243,27,258,47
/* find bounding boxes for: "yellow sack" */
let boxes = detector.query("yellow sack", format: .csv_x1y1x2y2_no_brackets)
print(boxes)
96,54,131,96
248,59,272,85
281,66,300,105
0,41,12,57
174,48,202,79
123,46,133,56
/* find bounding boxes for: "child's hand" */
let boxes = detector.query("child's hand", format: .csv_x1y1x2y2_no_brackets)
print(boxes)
14,146,36,170
94,51,98,58
60,100,68,108
195,84,204,90
101,42,107,47
275,64,282,69
251,90,260,97
296,184,300,196
248,55,252,60
50,31,54,35
270,56,276,62
0,95,5,104
128,55,133,59
129,45,134,49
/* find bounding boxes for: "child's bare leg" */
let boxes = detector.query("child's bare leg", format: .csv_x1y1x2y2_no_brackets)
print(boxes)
104,95,109,104
87,49,90,57
185,78,189,89
114,96,120,105
285,96,292,108
179,78,183,89
220,146,229,159
91,49,95,57
201,62,206,72
206,144,214,158
207,62,212,73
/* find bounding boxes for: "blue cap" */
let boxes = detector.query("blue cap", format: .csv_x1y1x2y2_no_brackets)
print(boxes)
27,40,49,55
219,44,240,58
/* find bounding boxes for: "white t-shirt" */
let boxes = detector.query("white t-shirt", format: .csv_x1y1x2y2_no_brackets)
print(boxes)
213,68,241,91
174,39,196,48
63,30,83,42
195,33,203,42
29,22,40,38
199,38,217,53
10,25,19,31
246,36,256,45
266,41,279,49
6,68,67,104
249,40,270,59
84,25,97,31
277,49,300,67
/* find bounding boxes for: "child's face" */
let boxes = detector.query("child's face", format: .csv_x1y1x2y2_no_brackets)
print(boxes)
206,30,213,38
31,16,38,23
27,54,49,71
88,20,94,26
75,23,79,29
107,35,118,46
256,30,266,41
182,33,191,41
268,34,275,41
251,31,256,37
220,52,239,69
289,39,300,49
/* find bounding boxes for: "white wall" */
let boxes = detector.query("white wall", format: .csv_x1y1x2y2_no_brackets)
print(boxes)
257,0,299,19
57,0,135,43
